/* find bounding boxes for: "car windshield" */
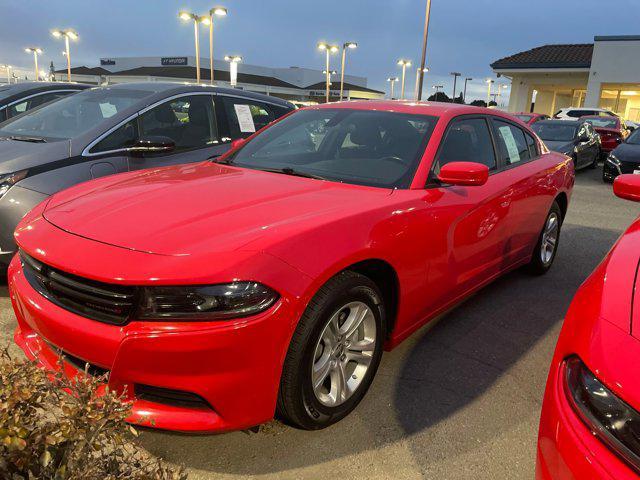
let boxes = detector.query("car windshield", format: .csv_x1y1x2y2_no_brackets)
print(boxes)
227,108,437,188
583,117,618,129
515,114,533,122
0,87,152,140
532,123,577,142
627,129,640,145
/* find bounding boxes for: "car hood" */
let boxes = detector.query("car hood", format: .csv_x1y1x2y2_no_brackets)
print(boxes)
612,142,640,162
43,162,392,256
0,137,70,175
543,140,574,154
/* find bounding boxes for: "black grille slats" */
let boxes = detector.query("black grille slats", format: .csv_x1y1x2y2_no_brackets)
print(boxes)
20,251,137,325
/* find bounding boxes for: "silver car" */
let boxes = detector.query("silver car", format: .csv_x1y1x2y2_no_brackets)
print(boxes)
0,82,294,268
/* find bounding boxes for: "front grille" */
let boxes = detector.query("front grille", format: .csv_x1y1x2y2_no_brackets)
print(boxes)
20,251,137,325
620,161,640,174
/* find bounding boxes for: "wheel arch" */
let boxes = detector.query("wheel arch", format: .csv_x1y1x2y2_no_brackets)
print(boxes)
554,192,568,220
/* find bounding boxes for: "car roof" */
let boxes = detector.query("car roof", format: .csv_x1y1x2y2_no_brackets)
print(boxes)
100,81,294,108
0,82,90,94
562,107,609,112
535,119,582,126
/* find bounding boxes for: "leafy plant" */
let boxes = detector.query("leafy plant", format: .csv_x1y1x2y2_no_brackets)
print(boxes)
0,348,187,480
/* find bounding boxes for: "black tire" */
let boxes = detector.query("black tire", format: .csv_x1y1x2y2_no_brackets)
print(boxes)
527,201,563,275
602,168,614,183
277,270,386,430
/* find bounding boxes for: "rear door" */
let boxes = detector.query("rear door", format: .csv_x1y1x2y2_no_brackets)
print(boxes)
219,96,277,140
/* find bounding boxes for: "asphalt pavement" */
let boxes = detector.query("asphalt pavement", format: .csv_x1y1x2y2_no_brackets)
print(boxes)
1,166,638,479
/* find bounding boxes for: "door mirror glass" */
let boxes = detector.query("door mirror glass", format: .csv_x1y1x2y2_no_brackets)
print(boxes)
614,175,640,202
437,161,489,186
128,136,175,153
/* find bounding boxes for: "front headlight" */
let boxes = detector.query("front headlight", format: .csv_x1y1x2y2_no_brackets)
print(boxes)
0,170,28,199
138,282,279,320
607,153,621,167
564,356,640,473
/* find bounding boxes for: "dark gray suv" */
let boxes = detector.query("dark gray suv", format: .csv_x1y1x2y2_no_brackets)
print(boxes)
0,82,90,122
0,82,294,267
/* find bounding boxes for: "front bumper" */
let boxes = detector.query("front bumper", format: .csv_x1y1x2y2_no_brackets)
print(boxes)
536,358,638,480
9,254,295,433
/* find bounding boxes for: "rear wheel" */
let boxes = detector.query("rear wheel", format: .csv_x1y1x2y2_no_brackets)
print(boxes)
527,201,562,275
277,271,386,430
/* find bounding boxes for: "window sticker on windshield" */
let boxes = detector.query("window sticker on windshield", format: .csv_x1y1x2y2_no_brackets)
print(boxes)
234,104,256,133
99,102,118,118
498,126,520,163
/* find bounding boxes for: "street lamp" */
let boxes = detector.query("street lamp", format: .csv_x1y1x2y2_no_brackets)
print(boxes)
179,11,210,84
417,0,433,101
387,77,398,99
486,78,495,106
450,72,461,102
339,41,357,101
397,59,411,99
205,6,227,84
0,65,11,85
25,47,43,81
414,67,429,100
51,29,78,82
224,55,242,87
318,42,339,103
463,77,472,103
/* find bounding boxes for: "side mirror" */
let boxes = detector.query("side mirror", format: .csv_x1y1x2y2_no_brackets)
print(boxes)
231,138,246,150
613,174,640,202
128,136,175,153
437,162,489,187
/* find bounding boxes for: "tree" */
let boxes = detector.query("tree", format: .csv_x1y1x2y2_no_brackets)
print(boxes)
427,91,451,103
488,100,498,107
453,93,465,104
470,100,487,107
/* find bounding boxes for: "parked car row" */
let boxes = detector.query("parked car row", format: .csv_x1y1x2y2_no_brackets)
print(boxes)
2,86,640,480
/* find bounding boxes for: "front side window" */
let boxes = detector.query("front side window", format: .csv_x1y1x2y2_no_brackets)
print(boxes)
435,118,496,172
493,120,530,165
139,95,219,151
227,108,437,188
90,120,138,154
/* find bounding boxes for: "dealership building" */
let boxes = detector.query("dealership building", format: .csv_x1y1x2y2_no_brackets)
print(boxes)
53,55,384,103
492,35,640,122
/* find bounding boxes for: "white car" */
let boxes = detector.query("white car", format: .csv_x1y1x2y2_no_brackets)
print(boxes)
554,107,617,120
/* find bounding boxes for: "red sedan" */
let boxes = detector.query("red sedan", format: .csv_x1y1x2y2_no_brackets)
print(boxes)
537,174,640,479
9,101,573,433
514,112,549,126
581,115,629,154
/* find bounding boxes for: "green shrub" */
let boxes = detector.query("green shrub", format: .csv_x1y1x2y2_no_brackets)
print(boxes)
0,348,187,480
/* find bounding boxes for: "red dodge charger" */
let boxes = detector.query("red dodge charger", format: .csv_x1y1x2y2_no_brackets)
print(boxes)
537,174,640,479
9,101,573,433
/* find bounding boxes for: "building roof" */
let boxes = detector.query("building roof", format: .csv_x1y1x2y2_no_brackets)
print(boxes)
304,81,384,94
491,44,594,70
55,66,112,75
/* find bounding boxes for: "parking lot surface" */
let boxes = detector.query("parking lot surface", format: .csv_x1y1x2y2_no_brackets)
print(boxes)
1,167,638,480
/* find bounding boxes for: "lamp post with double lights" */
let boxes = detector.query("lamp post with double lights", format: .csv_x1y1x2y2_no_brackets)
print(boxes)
339,42,357,101
417,0,433,100
463,77,472,103
224,55,242,88
206,6,227,84
25,48,43,81
486,78,495,106
450,72,461,102
179,11,209,84
51,29,78,82
318,42,339,103
387,77,398,99
397,59,411,100
414,67,429,101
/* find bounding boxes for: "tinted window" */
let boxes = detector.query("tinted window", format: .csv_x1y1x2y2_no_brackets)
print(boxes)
223,97,274,139
90,120,138,153
584,117,618,129
139,95,219,151
493,120,530,165
532,123,577,142
515,114,533,123
568,110,594,118
525,131,538,158
0,88,151,140
435,118,496,172
6,91,73,119
228,108,437,189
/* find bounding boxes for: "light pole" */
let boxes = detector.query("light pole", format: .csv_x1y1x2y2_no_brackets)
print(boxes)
0,65,11,85
414,67,429,101
179,11,210,84
417,0,433,101
498,84,509,107
339,42,357,101
25,47,43,81
387,77,398,99
206,6,227,85
397,59,411,99
51,29,78,82
450,72,461,102
486,79,495,106
463,77,472,103
224,55,242,87
318,42,339,103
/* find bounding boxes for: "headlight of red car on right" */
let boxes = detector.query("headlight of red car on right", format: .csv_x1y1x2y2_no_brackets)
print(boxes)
564,356,640,474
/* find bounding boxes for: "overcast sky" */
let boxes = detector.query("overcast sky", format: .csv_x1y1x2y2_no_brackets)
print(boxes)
1,0,639,101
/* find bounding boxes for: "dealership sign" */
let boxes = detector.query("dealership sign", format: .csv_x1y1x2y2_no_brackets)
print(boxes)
161,57,188,66
100,59,116,66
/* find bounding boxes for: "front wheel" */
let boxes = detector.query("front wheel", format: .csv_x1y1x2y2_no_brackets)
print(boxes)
527,201,563,275
277,271,386,430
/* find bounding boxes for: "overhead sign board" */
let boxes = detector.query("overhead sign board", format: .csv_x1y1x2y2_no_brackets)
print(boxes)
161,57,188,66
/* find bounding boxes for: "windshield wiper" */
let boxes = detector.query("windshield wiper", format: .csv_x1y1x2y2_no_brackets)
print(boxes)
9,135,47,143
258,167,328,180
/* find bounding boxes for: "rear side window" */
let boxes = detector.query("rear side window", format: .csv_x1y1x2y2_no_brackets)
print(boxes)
525,131,538,158
493,120,530,165
435,118,496,172
223,97,274,139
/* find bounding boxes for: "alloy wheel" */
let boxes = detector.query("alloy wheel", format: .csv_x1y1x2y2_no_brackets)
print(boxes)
540,212,559,265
